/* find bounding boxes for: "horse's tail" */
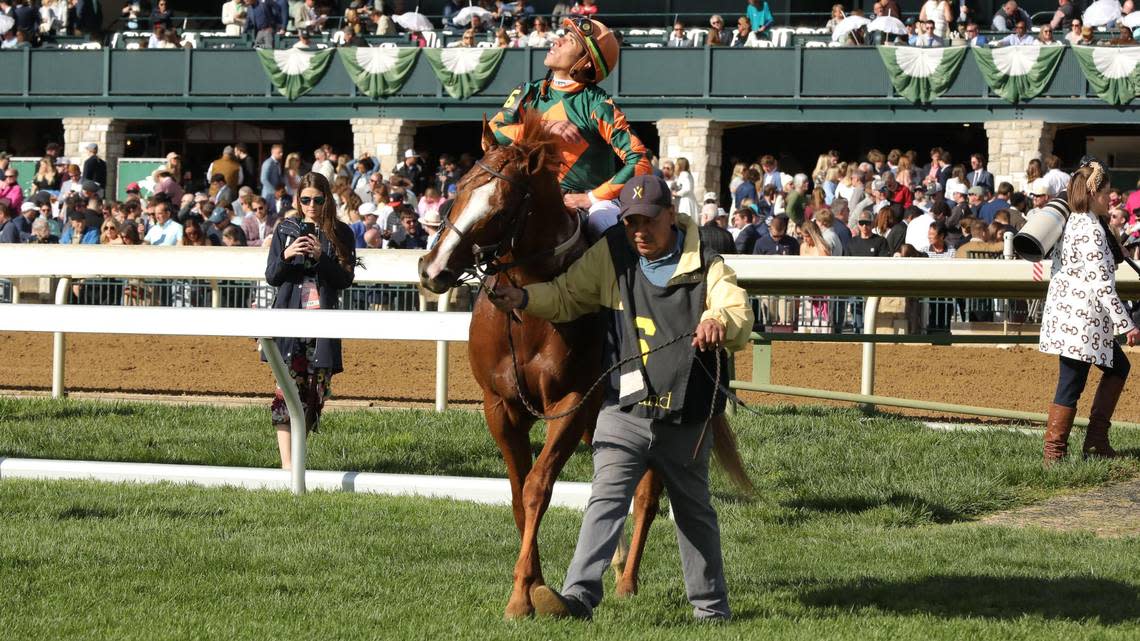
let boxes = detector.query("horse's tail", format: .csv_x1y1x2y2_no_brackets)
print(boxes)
711,413,754,495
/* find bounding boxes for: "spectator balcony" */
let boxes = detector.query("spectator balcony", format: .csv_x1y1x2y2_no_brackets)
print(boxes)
1,44,1136,123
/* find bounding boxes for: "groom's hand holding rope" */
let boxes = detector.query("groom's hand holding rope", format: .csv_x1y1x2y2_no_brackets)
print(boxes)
489,283,528,311
692,318,726,352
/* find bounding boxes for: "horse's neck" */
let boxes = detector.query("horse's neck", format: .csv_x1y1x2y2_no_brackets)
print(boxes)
507,189,582,285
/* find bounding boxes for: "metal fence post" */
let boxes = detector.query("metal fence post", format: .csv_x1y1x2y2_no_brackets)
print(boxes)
435,292,451,413
860,296,880,413
51,277,71,399
259,338,306,495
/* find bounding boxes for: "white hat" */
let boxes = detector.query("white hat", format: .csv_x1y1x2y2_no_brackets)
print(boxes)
702,191,718,203
420,209,443,228
404,149,418,159
947,183,968,198
21,201,37,213
1028,178,1052,197
359,202,378,217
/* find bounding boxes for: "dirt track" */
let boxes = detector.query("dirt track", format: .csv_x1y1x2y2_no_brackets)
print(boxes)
5,332,1140,420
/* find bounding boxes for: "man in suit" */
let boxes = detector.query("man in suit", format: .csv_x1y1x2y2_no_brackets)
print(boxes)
667,21,691,47
235,143,259,191
240,195,278,246
81,144,106,195
698,205,736,254
921,147,952,191
964,22,988,46
211,174,234,206
968,153,994,193
732,208,766,254
259,144,284,202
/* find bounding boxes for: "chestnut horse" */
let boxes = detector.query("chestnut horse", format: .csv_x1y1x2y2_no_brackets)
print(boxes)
418,110,750,618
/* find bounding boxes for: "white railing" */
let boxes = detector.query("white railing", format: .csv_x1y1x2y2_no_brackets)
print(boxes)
4,244,1128,494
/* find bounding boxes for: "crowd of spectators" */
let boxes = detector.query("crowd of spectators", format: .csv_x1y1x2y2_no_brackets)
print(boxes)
681,146,1140,266
6,1,1138,51
7,137,1140,267
0,140,469,252
828,1,1139,48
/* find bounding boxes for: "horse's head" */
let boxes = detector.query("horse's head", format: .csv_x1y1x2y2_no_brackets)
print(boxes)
418,111,559,294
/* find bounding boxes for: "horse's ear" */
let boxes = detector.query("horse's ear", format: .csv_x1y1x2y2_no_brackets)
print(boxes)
481,115,498,152
525,144,547,176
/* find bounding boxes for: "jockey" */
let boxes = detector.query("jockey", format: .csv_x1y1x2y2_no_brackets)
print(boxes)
488,16,652,239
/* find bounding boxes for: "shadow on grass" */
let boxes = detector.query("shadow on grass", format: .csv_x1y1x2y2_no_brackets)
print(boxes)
0,402,144,422
784,493,960,523
56,506,226,521
802,575,1140,623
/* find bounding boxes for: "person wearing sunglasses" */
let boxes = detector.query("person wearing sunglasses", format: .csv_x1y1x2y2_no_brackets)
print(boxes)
1,167,24,210
487,15,651,239
264,172,358,470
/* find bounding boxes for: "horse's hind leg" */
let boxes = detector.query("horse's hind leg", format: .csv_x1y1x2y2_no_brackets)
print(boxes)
614,467,664,598
485,393,534,536
506,394,591,619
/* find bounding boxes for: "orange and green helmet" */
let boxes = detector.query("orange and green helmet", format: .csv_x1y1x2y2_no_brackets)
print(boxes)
562,17,620,84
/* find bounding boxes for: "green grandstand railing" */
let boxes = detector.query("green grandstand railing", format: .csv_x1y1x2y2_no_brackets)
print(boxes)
1,43,1134,123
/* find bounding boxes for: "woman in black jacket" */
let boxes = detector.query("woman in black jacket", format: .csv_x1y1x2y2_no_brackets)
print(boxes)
265,172,357,469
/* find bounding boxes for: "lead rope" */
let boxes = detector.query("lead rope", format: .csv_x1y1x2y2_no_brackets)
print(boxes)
501,299,723,463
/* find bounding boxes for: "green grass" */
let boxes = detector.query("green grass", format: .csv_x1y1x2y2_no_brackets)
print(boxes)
2,398,1140,639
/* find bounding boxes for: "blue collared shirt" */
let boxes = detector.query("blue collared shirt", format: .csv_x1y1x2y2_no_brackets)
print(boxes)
638,229,685,287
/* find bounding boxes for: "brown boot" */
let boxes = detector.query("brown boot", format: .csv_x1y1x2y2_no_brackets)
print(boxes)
1083,374,1127,459
1044,403,1077,466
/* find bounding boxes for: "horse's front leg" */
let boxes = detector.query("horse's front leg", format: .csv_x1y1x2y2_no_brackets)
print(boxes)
508,393,590,618
485,393,535,537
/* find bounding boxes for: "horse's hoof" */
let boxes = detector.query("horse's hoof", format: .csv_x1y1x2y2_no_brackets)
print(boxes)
504,598,534,620
614,580,638,598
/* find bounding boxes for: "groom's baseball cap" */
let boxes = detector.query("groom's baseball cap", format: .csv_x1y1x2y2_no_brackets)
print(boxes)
619,175,672,219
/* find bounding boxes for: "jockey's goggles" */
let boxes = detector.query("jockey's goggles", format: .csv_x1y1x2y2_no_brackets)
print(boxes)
562,16,609,81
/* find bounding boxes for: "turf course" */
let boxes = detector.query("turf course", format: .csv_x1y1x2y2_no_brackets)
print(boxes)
2,398,1140,639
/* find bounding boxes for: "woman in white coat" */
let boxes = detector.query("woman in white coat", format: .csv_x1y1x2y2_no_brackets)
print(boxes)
671,157,699,217
1039,162,1140,465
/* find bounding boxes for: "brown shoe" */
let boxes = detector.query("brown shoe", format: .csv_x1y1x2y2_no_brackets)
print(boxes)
1044,403,1077,466
1083,374,1127,460
530,585,590,620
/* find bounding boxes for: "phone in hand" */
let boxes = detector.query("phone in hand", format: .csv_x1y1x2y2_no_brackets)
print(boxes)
299,222,316,238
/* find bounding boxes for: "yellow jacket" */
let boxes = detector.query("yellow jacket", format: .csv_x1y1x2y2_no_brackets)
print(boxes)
524,214,754,352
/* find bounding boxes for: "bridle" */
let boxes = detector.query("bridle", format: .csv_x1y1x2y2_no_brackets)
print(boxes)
439,158,582,287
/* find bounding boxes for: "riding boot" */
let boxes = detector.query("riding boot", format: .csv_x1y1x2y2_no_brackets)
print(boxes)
1083,374,1127,460
1043,403,1077,466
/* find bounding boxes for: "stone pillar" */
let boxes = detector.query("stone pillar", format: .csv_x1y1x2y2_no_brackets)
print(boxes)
984,120,1056,191
656,118,725,204
62,117,127,195
350,118,418,177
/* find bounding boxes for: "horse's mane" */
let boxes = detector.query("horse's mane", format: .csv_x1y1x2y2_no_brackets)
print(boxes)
504,108,561,177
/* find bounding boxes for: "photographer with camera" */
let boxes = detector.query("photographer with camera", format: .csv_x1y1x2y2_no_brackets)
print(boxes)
264,172,358,470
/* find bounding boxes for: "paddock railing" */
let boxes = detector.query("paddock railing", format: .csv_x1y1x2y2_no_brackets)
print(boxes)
4,245,1139,493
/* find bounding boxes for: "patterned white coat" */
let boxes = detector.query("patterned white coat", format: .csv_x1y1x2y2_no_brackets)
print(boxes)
1039,212,1136,367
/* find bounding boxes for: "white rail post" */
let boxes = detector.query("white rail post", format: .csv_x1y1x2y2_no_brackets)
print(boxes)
51,278,71,399
258,338,306,495
210,279,221,308
435,290,451,413
860,296,880,413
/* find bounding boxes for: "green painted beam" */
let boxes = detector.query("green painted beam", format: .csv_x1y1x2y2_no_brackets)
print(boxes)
729,380,1140,430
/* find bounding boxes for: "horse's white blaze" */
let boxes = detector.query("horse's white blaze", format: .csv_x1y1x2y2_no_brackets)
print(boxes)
426,181,496,278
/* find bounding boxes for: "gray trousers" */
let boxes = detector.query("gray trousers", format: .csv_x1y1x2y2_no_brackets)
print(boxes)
561,404,730,620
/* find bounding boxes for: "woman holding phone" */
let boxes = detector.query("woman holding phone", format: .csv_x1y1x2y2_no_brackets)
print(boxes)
264,172,358,469
1040,162,1140,466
